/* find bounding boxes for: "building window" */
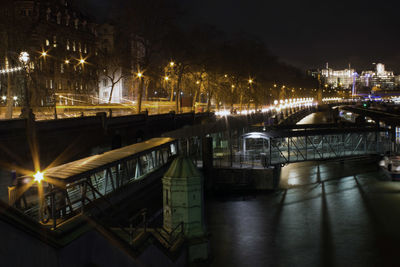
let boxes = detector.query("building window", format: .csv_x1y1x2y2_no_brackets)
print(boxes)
46,39,50,46
60,64,64,73
66,39,70,50
73,41,76,51
53,35,57,47
50,80,53,89
84,44,87,54
59,83,62,90
79,42,82,52
103,79,108,87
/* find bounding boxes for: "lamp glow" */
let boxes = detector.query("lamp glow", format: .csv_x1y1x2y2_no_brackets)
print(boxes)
33,171,44,183
19,52,29,64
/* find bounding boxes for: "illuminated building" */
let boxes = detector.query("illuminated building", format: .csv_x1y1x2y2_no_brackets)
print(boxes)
320,63,355,89
360,63,395,89
0,0,98,106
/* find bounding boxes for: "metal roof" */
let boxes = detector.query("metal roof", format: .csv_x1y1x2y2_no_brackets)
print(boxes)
38,137,175,184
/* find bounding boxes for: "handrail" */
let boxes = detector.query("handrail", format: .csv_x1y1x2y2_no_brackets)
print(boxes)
153,221,184,247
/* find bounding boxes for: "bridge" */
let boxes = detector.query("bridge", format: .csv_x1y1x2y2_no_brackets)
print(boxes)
10,138,178,230
2,101,392,265
7,121,392,230
211,124,390,168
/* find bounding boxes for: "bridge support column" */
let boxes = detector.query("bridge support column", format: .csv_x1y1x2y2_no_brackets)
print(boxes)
390,125,396,153
272,164,281,189
202,136,213,188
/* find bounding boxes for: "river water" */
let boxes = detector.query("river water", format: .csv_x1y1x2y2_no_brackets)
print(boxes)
205,112,400,267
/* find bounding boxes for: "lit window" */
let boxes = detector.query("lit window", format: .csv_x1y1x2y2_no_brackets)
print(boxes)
73,41,76,51
79,42,82,52
46,39,50,46
66,39,70,50
60,64,64,73
84,44,87,54
50,80,53,89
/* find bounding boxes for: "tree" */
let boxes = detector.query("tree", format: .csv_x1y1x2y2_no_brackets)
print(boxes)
98,49,127,103
116,0,179,113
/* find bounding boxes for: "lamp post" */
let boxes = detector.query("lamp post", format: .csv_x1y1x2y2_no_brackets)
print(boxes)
18,51,33,120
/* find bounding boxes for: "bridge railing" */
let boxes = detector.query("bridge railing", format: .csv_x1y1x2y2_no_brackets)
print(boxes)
10,138,179,229
211,129,391,168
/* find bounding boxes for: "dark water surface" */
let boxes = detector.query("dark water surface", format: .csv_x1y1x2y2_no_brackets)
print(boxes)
205,112,400,266
206,160,400,267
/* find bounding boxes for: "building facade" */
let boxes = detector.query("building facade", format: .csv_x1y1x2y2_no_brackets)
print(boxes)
311,63,399,95
0,0,98,107
359,63,395,90
320,63,355,89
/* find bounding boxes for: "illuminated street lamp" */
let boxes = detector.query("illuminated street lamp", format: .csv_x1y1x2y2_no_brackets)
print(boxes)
248,79,253,84
137,72,143,78
33,171,44,183
79,58,85,64
65,59,70,64
19,51,33,119
164,76,169,81
19,51,29,65
41,51,47,57
170,61,174,67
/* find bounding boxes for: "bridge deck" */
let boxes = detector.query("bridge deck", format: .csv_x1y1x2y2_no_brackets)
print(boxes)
211,125,391,168
11,137,178,229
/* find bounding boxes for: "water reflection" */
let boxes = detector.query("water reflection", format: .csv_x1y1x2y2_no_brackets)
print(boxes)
207,159,400,266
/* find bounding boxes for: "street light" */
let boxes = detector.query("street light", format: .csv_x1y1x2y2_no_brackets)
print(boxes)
164,76,169,81
19,51,29,65
170,61,174,67
137,72,143,78
79,58,85,64
19,51,32,119
65,59,70,64
33,171,44,183
41,51,47,57
248,79,253,84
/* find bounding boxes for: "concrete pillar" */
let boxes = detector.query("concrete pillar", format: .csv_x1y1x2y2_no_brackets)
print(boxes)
273,164,281,189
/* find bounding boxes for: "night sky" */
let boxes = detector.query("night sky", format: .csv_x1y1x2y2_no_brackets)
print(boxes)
82,0,400,72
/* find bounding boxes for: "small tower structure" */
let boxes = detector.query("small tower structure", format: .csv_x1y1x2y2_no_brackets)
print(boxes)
162,156,208,262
